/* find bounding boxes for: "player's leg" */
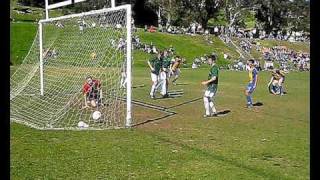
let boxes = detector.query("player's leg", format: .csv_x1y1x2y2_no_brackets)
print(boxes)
278,78,284,95
160,71,168,97
150,73,158,98
165,72,169,96
84,95,90,107
209,89,217,115
203,90,213,117
245,84,253,108
172,69,180,85
271,80,280,95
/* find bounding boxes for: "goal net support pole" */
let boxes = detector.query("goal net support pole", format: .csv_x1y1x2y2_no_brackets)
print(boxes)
125,5,132,127
39,22,44,96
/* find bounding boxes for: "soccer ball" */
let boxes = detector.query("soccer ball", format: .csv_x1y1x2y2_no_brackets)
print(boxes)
78,121,89,128
92,111,102,120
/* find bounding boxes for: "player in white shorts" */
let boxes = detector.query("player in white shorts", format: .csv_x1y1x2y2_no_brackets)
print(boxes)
147,52,162,99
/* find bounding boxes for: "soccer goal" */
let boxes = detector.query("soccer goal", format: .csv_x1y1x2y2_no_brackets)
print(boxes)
10,4,132,130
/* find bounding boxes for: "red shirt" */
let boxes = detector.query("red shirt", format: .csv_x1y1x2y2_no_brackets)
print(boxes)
82,79,101,95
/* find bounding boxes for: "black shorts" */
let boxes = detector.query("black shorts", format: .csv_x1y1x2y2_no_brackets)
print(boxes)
87,91,99,101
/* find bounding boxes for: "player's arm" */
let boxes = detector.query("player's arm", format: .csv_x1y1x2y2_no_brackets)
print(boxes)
82,87,89,107
202,76,216,85
147,60,155,71
95,80,101,90
254,75,258,88
268,77,273,87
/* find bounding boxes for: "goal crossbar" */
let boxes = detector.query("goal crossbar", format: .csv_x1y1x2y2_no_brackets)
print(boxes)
40,4,131,23
46,0,87,10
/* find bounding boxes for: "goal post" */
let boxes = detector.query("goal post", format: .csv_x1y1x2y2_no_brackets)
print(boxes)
125,5,132,127
11,4,133,130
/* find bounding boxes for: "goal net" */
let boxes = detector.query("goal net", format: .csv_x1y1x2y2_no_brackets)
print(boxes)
10,5,132,130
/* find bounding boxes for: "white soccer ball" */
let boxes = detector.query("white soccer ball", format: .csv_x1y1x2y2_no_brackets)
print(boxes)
78,121,89,128
92,111,102,120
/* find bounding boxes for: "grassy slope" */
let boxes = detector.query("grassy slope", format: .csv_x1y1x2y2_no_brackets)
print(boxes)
257,39,310,53
11,23,310,179
10,0,64,22
136,30,239,67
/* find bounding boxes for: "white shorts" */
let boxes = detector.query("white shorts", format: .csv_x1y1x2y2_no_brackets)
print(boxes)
151,73,158,82
204,90,216,98
159,71,167,80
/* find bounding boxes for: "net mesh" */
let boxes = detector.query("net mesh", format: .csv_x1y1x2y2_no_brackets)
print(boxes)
10,8,130,130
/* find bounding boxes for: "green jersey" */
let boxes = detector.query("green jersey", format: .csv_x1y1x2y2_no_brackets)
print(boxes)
207,65,219,92
149,57,162,75
162,57,172,70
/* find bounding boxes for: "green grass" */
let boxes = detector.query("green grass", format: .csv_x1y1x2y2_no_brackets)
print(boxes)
11,69,310,179
11,19,309,179
136,30,239,67
10,22,37,65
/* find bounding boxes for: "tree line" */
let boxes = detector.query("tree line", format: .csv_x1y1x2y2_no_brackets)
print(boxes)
17,0,309,33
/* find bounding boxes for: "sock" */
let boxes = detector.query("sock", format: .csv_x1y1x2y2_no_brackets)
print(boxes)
203,97,211,115
246,95,252,105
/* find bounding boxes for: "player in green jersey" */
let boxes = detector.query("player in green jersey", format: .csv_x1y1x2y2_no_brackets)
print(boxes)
201,55,219,117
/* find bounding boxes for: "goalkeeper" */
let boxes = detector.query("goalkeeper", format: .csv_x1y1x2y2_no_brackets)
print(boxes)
82,76,102,108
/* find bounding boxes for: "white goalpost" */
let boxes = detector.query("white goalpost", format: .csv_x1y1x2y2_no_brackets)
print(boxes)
10,1,132,130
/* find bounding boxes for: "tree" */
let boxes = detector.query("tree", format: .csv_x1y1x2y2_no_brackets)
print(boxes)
146,0,178,26
177,0,224,29
253,0,291,34
224,0,256,26
287,0,310,33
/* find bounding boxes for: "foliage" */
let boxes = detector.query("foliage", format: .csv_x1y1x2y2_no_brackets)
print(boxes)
286,0,310,33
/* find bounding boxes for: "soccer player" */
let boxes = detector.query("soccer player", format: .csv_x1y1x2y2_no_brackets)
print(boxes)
170,56,182,85
201,55,219,117
147,52,162,99
120,67,127,89
245,59,258,108
268,69,285,95
160,50,171,98
83,76,102,108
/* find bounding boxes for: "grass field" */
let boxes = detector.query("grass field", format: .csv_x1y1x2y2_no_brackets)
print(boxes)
11,21,310,179
11,68,310,179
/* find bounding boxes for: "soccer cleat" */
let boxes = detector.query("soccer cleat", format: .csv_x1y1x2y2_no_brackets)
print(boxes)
203,114,211,118
150,95,155,99
246,104,253,109
162,94,169,98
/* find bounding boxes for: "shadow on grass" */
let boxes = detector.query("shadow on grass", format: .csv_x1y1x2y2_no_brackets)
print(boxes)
217,109,231,116
253,102,263,106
